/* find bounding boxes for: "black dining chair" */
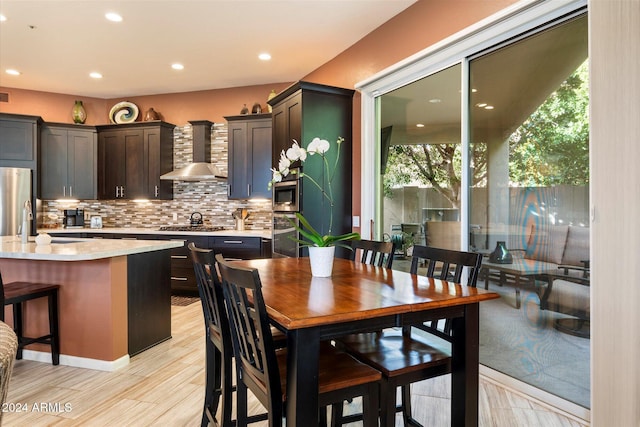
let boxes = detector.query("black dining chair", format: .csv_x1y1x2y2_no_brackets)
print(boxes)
350,239,395,268
189,243,277,427
334,245,482,427
216,254,382,427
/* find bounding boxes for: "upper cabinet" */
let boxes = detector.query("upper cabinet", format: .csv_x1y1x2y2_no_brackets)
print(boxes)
226,113,272,199
268,82,355,257
96,121,175,200
0,113,41,167
40,123,97,200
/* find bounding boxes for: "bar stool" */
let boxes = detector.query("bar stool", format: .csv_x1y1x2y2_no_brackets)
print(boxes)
0,272,60,366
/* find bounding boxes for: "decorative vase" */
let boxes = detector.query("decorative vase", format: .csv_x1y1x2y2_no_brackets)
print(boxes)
489,241,513,264
267,89,277,113
143,107,160,121
308,246,336,277
72,100,87,124
251,102,262,114
240,104,249,114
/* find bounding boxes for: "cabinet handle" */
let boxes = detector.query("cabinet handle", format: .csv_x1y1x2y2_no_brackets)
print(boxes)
69,186,73,197
115,186,119,198
171,255,188,259
121,237,137,240
171,277,188,281
247,184,251,195
120,186,125,198
63,186,66,197
155,185,159,198
223,240,243,244
227,185,231,197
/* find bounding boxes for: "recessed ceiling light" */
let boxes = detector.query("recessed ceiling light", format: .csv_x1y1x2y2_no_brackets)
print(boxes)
476,103,487,108
6,69,20,76
171,63,184,70
0,14,7,22
484,105,494,110
428,98,442,104
471,88,478,93
89,72,103,79
258,53,271,61
105,12,123,22
416,123,425,128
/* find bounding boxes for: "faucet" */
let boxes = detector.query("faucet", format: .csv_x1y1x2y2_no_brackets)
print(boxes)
21,200,32,244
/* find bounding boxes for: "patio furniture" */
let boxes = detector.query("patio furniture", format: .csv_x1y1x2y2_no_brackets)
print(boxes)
536,264,590,338
481,225,589,308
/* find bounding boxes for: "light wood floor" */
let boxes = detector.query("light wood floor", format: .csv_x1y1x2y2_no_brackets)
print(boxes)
3,302,589,426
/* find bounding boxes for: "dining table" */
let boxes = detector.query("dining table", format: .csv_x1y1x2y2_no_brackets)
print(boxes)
228,256,500,427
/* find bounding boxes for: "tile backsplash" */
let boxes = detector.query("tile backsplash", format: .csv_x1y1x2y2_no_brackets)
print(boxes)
40,123,273,231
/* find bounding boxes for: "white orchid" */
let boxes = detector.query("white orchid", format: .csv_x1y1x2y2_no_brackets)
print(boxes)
271,168,283,182
278,150,291,176
268,136,357,246
286,140,307,162
306,137,330,155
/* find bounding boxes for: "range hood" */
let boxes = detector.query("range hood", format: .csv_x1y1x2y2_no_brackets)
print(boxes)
160,120,227,181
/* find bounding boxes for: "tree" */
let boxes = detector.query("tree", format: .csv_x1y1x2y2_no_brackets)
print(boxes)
508,61,589,186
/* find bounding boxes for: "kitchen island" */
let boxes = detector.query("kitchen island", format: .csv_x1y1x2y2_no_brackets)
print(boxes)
46,227,273,295
0,235,183,370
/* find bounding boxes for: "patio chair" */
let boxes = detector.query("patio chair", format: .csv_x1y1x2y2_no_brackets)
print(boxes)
536,263,590,338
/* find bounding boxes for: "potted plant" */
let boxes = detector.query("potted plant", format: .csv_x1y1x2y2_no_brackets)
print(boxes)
269,137,360,276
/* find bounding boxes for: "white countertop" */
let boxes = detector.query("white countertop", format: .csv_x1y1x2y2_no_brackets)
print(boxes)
41,227,272,240
0,235,183,261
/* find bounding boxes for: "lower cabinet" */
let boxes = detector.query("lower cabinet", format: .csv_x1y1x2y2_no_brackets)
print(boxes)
167,235,271,295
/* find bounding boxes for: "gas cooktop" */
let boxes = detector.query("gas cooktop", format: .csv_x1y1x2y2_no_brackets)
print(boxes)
158,225,226,232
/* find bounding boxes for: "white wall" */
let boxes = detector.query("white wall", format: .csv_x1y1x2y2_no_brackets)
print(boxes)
590,0,640,425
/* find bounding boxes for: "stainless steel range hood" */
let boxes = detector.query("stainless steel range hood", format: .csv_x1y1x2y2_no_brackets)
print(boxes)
160,120,227,181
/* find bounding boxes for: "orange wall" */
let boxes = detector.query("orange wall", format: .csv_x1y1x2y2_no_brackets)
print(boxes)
0,83,293,126
0,0,517,228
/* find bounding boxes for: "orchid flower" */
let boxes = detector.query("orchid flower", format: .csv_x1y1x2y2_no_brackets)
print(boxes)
307,137,330,155
286,140,307,162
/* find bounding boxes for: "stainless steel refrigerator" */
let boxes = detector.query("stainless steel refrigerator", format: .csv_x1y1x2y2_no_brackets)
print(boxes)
0,167,32,236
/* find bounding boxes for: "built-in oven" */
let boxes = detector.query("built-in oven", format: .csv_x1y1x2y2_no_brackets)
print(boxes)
272,179,300,212
272,212,300,258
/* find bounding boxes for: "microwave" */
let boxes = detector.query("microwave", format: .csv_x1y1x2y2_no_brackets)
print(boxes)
272,180,300,212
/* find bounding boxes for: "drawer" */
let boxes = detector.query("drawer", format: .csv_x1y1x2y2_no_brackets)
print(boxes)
211,237,261,260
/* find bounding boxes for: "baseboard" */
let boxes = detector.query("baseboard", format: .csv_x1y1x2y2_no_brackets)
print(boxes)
20,350,130,372
480,365,591,424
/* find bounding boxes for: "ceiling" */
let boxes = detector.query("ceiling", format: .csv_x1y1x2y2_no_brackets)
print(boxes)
0,0,416,99
380,14,588,145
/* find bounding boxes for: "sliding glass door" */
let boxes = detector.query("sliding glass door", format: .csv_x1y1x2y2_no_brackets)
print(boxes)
371,8,589,413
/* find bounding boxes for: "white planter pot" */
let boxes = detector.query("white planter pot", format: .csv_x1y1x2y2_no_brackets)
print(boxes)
308,246,336,277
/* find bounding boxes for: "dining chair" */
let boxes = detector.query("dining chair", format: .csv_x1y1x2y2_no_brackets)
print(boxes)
0,271,60,366
350,239,395,268
215,254,382,427
189,243,276,427
334,245,482,427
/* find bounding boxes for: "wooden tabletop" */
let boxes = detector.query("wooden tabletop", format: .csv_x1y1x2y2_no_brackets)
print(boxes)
229,257,500,329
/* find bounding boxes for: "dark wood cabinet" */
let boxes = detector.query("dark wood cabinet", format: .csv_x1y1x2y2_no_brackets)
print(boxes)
226,113,272,199
96,121,174,200
268,82,355,258
40,123,97,199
